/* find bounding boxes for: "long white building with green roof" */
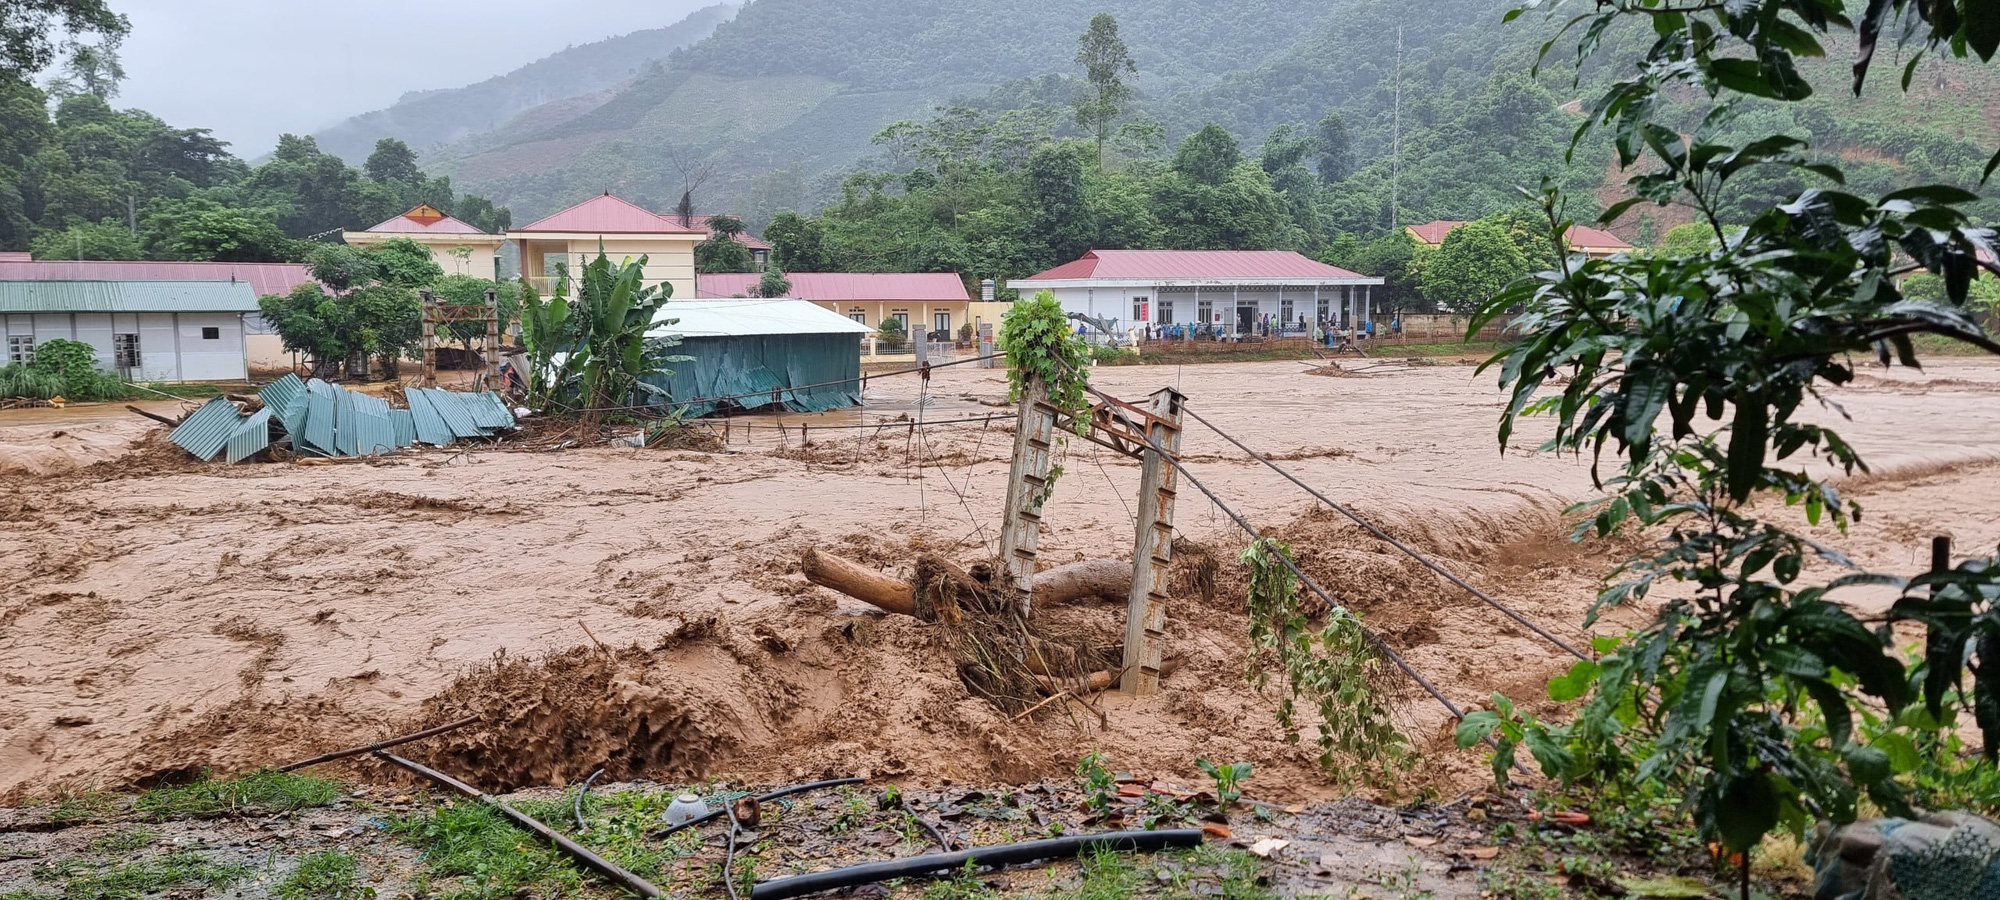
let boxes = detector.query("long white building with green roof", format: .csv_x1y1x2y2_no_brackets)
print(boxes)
0,279,261,382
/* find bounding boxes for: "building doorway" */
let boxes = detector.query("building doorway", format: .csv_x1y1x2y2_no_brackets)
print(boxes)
1236,304,1255,335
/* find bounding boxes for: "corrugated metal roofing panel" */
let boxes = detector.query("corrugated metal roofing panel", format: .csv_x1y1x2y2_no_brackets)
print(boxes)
0,280,263,313
462,391,511,430
405,389,456,446
696,272,970,302
350,409,395,456
169,396,246,461
389,409,416,448
0,261,315,296
223,408,273,464
646,300,873,339
259,374,308,432
304,381,337,456
333,388,360,456
419,389,485,439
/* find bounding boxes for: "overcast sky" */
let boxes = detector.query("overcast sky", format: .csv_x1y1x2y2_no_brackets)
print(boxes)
107,0,714,157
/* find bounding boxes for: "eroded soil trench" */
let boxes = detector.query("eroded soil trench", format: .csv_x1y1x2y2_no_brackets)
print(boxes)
4,359,1998,804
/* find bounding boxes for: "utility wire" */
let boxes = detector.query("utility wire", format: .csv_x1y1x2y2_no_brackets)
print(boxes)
1178,402,1592,663
1142,430,1469,721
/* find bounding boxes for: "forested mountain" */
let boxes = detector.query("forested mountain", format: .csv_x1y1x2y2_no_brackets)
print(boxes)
411,0,1998,242
311,4,738,164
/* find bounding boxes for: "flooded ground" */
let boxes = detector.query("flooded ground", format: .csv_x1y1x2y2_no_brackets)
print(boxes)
2,357,1998,809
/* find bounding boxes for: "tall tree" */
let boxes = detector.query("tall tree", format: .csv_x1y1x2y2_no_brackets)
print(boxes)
764,211,831,272
1418,219,1521,313
695,214,755,274
363,138,422,186
1072,13,1136,169
1026,141,1094,266
1171,125,1242,186
1314,112,1353,184
0,0,127,80
44,36,123,100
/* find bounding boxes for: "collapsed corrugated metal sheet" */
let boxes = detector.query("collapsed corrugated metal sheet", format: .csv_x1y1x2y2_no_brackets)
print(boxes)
224,409,273,464
170,396,251,461
168,377,513,463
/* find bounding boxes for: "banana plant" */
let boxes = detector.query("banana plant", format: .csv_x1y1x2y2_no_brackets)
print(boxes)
519,248,675,420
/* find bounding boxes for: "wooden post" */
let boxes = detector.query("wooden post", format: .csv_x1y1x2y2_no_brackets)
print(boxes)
420,289,438,388
999,378,1057,617
1121,388,1183,694
484,287,501,388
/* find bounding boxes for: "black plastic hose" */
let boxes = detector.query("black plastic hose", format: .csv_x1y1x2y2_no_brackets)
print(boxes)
749,829,1204,900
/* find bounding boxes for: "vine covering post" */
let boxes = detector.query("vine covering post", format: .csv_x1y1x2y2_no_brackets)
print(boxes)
1120,387,1183,694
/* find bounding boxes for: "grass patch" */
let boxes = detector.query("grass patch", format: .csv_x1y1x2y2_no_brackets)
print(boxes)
390,800,585,900
133,769,343,820
277,850,375,900
47,790,121,823
1039,845,1277,900
81,828,157,855
30,850,251,900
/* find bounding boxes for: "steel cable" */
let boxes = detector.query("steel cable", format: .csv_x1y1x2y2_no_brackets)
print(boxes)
1176,402,1592,662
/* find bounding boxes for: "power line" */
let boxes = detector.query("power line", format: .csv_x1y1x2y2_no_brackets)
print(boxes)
1177,402,1591,662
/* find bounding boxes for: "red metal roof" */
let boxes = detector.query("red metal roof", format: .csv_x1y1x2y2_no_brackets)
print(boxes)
1410,219,1635,252
1020,250,1364,282
697,272,971,302
514,193,705,235
1565,224,1634,250
361,205,492,236
0,259,317,297
1406,221,1468,245
686,214,774,251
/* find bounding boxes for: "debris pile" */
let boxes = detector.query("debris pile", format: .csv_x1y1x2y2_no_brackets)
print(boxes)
168,374,516,463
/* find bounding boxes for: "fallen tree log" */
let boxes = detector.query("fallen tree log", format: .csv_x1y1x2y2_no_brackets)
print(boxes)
801,550,1133,618
1031,657,1182,697
801,548,916,617
126,405,181,428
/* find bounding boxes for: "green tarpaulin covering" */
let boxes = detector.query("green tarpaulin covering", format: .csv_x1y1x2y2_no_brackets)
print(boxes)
642,333,863,417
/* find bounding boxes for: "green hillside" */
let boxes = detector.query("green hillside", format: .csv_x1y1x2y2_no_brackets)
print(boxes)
311,4,738,164
408,0,2000,236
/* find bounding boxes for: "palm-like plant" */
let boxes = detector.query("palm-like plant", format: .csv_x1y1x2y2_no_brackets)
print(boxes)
519,250,677,428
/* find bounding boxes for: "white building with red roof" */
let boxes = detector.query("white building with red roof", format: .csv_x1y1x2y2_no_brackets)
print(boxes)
511,193,707,300
1010,249,1385,336
343,204,506,279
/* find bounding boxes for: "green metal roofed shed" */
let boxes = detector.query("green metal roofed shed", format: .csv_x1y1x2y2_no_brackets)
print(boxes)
2,280,260,382
641,300,871,417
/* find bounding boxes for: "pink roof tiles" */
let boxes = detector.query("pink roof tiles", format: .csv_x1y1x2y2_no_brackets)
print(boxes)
0,259,316,297
1020,250,1365,282
697,272,971,302
360,204,492,236
514,193,706,235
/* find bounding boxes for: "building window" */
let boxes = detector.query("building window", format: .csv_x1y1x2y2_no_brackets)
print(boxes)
933,312,951,336
1159,300,1174,325
1281,299,1295,324
1318,297,1331,321
1197,299,1213,323
114,334,140,368
7,335,33,365
201,326,221,340
1132,297,1150,322
848,311,867,325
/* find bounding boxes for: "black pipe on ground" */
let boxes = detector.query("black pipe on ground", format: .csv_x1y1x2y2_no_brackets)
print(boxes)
749,829,1205,900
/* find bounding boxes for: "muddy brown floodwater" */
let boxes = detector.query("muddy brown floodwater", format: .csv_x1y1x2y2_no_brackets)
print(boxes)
2,358,1998,805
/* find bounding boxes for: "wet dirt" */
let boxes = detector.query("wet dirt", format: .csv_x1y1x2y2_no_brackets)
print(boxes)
3,358,1999,810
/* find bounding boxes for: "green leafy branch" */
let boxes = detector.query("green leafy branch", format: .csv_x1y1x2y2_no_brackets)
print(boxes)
1242,538,1413,786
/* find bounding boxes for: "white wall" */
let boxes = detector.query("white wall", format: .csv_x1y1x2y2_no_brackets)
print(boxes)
2,311,247,382
1047,284,1379,333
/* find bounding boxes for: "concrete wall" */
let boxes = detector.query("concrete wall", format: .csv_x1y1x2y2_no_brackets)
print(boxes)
523,237,701,302
3,311,248,382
